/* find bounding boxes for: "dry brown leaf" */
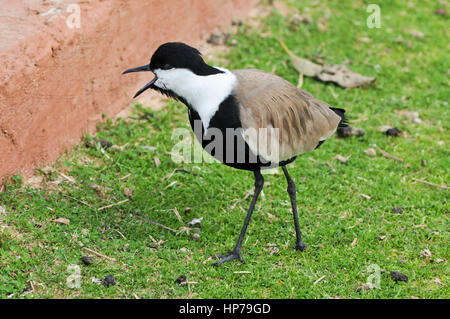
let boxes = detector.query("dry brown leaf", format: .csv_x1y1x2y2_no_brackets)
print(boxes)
364,148,377,157
419,249,432,258
279,41,376,88
409,29,424,39
317,64,376,88
432,278,443,285
289,13,312,27
53,218,70,225
123,187,133,197
334,154,350,163
279,40,322,76
154,156,161,167
317,18,328,32
173,208,183,223
356,283,375,291
396,110,422,123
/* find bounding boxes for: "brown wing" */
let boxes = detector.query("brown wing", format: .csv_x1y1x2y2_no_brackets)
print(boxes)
231,69,340,162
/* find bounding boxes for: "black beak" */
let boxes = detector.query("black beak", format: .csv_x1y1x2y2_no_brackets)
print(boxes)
122,64,157,98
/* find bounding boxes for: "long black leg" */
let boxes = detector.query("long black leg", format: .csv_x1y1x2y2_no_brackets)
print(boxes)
213,170,264,266
282,165,307,251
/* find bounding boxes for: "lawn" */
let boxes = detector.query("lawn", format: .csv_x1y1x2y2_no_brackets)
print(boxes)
0,0,448,298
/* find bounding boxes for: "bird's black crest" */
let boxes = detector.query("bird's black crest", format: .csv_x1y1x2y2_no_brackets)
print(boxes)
149,42,224,76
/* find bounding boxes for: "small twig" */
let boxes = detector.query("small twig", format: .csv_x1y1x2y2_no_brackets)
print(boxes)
359,193,371,200
29,280,36,292
61,193,94,209
82,247,116,262
119,173,131,180
112,229,127,240
98,199,129,211
164,181,178,189
60,173,76,184
132,213,177,233
313,275,326,285
297,73,304,88
148,234,158,245
173,207,183,223
412,178,449,190
378,147,403,162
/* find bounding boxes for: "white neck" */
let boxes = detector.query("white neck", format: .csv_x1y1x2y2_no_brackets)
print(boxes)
154,67,237,130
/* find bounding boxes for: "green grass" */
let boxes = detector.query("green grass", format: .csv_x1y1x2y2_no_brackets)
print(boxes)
0,0,448,298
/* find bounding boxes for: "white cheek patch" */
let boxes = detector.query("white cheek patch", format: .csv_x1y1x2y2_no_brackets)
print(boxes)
154,67,237,131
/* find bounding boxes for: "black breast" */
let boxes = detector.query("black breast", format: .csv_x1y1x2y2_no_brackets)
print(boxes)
187,95,295,171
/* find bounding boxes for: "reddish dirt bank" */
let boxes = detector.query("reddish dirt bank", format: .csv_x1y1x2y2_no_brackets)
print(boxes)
0,0,257,181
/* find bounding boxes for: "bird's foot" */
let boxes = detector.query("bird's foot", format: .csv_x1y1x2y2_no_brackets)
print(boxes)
213,249,245,266
295,241,307,251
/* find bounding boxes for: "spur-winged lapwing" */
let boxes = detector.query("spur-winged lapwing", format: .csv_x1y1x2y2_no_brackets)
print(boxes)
123,42,347,266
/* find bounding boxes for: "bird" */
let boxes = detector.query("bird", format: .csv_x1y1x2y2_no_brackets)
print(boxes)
123,42,347,266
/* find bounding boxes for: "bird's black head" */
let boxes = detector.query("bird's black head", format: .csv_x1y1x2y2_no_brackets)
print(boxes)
122,42,224,98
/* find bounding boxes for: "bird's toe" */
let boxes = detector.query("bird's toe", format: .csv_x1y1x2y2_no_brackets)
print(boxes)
213,250,245,266
295,241,307,251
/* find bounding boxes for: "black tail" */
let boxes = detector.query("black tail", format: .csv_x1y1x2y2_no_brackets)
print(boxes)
330,107,348,128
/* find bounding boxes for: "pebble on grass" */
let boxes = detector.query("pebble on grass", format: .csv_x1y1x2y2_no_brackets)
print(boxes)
386,127,402,137
102,275,116,287
81,256,95,266
337,126,365,138
390,271,408,282
175,275,187,285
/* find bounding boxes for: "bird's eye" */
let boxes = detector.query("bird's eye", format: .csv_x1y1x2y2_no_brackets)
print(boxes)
161,63,173,70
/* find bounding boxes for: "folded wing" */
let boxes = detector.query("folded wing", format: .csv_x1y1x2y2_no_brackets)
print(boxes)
232,69,341,162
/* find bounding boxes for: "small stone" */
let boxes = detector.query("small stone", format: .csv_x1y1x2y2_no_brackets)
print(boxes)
356,282,374,291
419,249,432,258
175,275,187,285
337,126,365,138
123,188,133,197
386,127,402,137
102,275,116,287
336,126,353,137
188,217,203,226
192,233,200,241
432,278,443,285
390,271,408,282
364,148,376,157
99,140,113,149
430,259,444,264
392,207,403,214
81,256,95,266
434,8,446,16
